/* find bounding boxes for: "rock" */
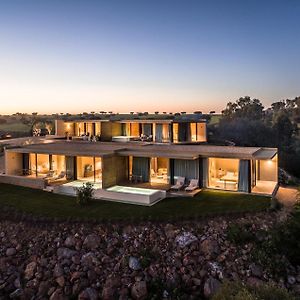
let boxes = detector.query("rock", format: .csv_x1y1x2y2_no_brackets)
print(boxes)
131,281,147,300
78,287,99,300
24,262,37,280
200,239,220,256
203,277,221,299
56,276,65,287
288,275,296,285
6,247,16,256
249,263,263,278
57,247,76,259
9,288,23,298
129,256,141,270
53,264,64,277
247,277,263,287
64,236,76,248
50,288,66,300
102,286,117,300
175,232,198,248
83,234,101,249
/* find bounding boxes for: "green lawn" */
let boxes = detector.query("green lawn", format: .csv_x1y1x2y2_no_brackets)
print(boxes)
0,122,31,133
0,183,271,221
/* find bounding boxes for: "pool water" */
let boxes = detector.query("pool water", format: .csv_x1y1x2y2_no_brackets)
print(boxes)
106,185,158,195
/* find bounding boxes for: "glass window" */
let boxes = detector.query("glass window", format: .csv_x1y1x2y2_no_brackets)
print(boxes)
208,158,239,191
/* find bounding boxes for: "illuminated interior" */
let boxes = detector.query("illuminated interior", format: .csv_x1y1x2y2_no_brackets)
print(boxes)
190,123,206,142
208,158,239,191
76,156,102,184
150,157,169,184
50,155,66,176
173,123,179,143
251,155,278,194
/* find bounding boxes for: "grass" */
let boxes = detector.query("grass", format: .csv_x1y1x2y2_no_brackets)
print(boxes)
0,183,270,221
0,122,31,133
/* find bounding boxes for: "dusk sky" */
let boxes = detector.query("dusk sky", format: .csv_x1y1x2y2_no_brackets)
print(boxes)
0,0,299,114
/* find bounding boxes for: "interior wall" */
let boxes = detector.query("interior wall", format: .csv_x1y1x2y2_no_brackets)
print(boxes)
77,156,94,179
197,123,207,142
51,155,66,174
258,155,278,182
37,154,49,174
130,123,140,136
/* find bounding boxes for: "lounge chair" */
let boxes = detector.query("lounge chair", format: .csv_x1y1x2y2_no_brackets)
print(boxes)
185,179,199,192
171,176,185,191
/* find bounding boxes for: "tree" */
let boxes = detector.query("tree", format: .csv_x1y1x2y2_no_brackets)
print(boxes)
222,96,264,120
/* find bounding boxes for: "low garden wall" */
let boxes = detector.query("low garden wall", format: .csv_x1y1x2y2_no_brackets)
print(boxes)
0,174,45,190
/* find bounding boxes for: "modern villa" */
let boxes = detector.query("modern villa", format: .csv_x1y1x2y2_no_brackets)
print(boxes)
0,115,278,205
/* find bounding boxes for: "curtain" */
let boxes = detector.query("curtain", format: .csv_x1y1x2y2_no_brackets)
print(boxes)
238,160,250,192
201,158,208,188
22,153,30,175
155,124,163,142
132,157,150,182
142,124,152,136
66,156,75,180
178,123,191,142
173,159,199,183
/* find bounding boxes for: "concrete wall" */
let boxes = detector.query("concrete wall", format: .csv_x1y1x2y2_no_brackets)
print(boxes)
0,174,45,189
102,156,128,188
55,120,66,136
5,152,23,175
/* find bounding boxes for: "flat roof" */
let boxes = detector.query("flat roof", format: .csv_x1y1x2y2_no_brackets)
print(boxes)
6,141,277,160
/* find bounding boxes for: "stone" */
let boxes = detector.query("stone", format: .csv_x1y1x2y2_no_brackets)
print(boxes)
24,262,37,280
249,263,263,278
64,236,76,248
288,275,296,285
203,277,221,299
200,239,220,256
175,232,198,248
50,288,66,300
53,264,64,277
56,276,65,287
83,234,101,249
9,288,23,298
131,281,148,300
57,247,76,259
6,247,16,256
78,287,99,300
129,256,141,270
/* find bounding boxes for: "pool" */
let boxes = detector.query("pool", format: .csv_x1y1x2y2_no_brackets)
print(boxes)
94,185,166,206
106,185,158,195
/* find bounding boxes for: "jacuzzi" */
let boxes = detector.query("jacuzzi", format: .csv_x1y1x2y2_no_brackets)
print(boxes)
94,185,166,206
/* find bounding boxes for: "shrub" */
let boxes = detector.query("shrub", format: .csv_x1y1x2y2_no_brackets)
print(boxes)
227,223,256,244
76,182,94,205
213,281,296,300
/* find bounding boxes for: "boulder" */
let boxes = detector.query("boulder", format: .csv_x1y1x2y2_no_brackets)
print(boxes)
83,234,101,249
129,256,141,271
57,247,77,259
78,287,99,300
6,247,16,256
203,277,221,299
175,232,198,248
131,281,147,300
24,262,37,280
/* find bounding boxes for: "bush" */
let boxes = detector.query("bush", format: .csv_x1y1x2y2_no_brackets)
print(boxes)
76,182,94,205
213,281,296,300
227,223,256,244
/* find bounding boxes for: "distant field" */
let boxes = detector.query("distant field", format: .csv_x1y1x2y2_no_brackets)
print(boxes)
209,114,222,125
0,122,31,133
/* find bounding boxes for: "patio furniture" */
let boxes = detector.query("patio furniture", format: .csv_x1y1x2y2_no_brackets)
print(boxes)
185,179,199,192
171,176,185,191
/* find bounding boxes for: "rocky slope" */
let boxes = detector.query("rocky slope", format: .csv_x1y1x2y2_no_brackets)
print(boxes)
0,211,299,299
